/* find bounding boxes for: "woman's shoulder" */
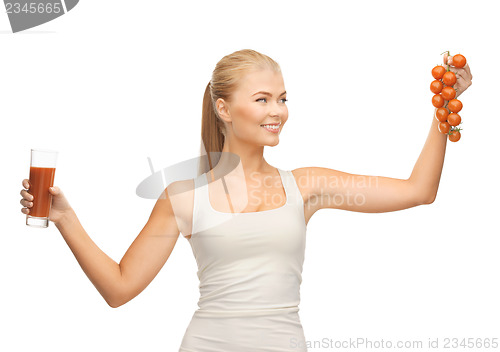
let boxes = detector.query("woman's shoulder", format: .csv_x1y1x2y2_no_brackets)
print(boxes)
290,167,318,205
290,166,314,182
163,178,196,236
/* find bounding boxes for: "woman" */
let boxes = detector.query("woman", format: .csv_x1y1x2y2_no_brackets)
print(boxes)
19,49,472,351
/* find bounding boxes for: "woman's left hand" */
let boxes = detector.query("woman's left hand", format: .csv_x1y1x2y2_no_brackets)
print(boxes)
445,56,473,98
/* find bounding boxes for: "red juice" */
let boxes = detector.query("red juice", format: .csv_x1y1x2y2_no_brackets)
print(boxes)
28,166,56,218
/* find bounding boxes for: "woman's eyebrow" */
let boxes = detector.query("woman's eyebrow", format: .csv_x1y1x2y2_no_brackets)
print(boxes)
252,91,287,97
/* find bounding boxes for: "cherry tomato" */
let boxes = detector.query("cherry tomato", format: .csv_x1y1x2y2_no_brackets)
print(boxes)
441,86,456,100
447,99,463,113
435,107,449,122
432,94,445,108
448,129,461,142
447,113,461,126
430,80,443,94
452,54,467,68
434,52,466,142
442,71,457,86
432,65,446,80
438,121,451,134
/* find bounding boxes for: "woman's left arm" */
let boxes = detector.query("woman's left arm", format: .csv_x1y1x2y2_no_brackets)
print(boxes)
408,62,473,203
296,61,472,214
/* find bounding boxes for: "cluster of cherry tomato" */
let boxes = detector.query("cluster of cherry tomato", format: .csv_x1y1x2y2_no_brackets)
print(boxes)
431,51,466,142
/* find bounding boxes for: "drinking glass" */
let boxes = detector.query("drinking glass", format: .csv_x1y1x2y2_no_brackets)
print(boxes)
26,149,58,228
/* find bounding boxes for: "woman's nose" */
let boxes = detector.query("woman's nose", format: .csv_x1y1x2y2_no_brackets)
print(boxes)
269,101,285,115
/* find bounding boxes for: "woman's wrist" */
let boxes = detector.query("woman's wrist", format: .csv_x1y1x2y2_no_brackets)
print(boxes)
55,208,77,231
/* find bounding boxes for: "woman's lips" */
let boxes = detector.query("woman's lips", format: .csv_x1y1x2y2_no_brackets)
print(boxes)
260,124,280,133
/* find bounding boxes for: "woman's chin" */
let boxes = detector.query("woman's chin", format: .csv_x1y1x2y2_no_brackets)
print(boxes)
263,138,280,147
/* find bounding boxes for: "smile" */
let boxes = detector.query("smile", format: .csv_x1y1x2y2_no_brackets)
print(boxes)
260,123,280,133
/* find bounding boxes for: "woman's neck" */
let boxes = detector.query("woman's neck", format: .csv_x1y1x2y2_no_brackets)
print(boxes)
209,144,273,182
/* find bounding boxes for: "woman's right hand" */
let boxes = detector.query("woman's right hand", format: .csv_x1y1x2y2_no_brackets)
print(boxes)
20,179,73,225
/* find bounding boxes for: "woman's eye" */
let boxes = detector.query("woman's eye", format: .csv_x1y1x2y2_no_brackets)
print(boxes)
256,98,288,103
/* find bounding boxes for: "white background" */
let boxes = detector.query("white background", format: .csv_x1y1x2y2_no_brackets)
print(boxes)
1,0,499,351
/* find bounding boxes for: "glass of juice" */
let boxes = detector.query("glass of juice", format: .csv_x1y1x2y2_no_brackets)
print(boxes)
26,149,58,228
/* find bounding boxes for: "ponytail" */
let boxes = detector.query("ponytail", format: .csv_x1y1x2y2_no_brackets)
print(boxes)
199,81,225,176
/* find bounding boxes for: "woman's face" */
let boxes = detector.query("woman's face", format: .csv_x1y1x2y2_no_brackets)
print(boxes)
218,69,288,147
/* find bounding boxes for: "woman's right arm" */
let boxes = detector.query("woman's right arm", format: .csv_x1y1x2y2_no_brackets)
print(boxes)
21,180,181,308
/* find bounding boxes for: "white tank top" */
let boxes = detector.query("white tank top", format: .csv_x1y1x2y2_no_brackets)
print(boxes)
186,168,307,312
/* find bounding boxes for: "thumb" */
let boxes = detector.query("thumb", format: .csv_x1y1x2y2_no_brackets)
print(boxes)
49,186,60,195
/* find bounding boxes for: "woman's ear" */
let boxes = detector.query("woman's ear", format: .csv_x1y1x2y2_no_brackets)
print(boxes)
216,98,232,124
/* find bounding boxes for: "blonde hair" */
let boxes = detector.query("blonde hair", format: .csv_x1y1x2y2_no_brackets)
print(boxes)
198,49,281,175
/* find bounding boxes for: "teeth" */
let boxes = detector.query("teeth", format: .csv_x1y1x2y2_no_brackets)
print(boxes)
261,124,279,129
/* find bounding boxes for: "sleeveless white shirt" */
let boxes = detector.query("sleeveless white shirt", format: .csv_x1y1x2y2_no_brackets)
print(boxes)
179,168,308,352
